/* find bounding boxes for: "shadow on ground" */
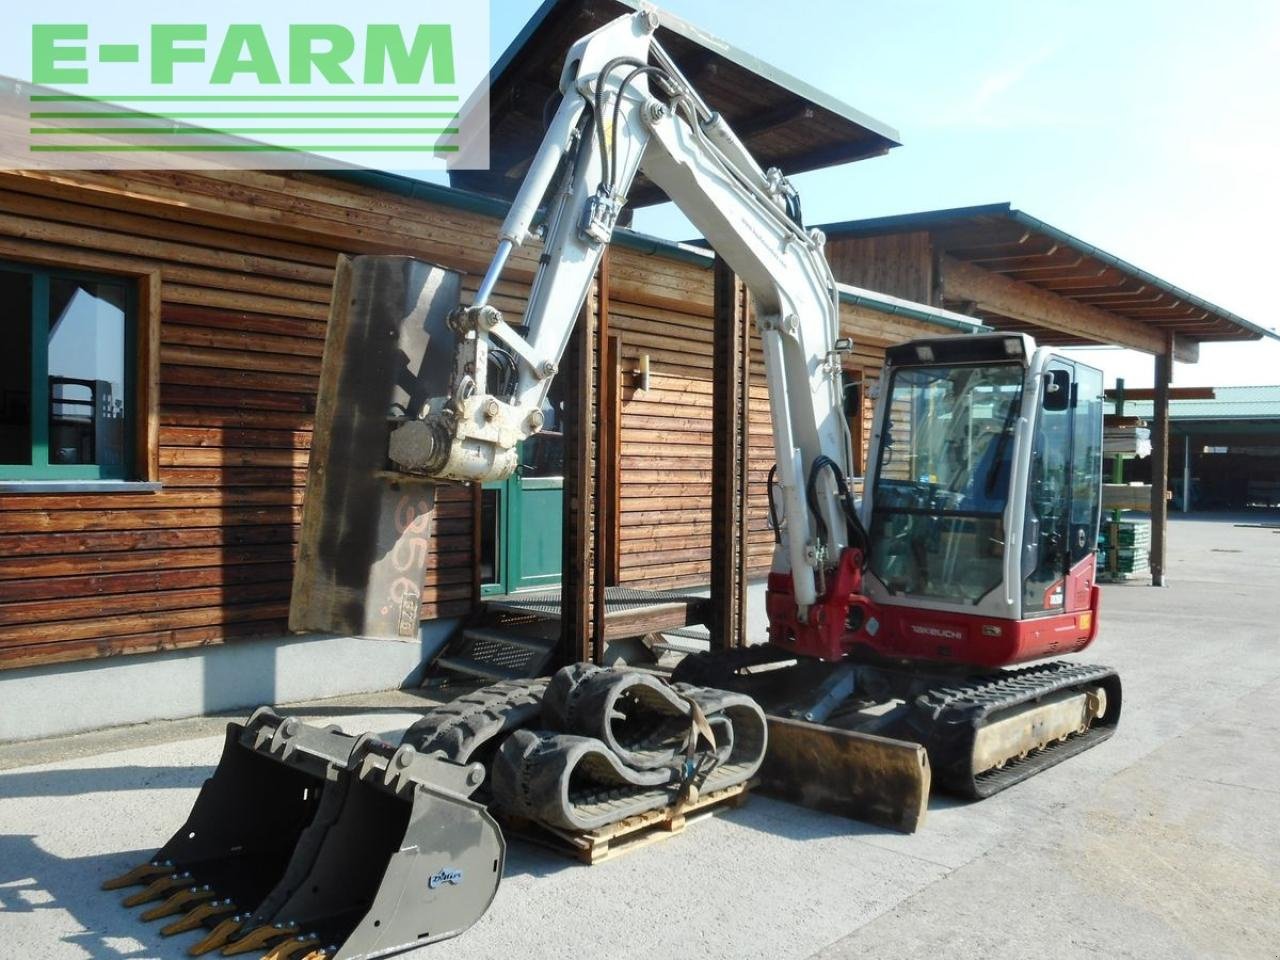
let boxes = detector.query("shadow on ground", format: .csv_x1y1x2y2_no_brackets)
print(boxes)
0,834,190,960
0,766,211,800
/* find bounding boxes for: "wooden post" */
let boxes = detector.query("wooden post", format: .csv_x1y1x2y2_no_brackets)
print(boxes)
591,252,613,663
1150,345,1171,586
710,257,750,650
560,272,597,665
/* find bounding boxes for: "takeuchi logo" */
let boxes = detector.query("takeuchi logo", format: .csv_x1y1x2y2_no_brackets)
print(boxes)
32,24,456,87
908,623,964,642
428,867,463,889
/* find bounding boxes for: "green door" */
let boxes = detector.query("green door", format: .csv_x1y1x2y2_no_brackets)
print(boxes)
479,419,564,596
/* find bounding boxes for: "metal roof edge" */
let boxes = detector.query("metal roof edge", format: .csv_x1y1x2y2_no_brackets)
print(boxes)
488,0,564,93
487,0,901,147
1003,208,1279,343
815,203,1014,239
836,283,990,333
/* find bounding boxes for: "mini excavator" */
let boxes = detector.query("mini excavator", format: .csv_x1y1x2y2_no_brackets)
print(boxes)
102,8,1120,958
384,7,1120,806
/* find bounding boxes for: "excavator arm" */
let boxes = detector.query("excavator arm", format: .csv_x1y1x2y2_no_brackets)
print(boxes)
386,9,856,613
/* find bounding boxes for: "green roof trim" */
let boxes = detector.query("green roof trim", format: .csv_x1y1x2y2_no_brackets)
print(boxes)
815,203,1278,343
1126,386,1280,422
837,284,988,333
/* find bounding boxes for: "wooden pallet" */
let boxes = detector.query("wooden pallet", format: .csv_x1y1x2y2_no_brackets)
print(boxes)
499,782,750,865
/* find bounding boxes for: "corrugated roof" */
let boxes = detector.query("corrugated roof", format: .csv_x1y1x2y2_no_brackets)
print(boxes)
1126,386,1280,421
450,0,900,205
816,203,1276,347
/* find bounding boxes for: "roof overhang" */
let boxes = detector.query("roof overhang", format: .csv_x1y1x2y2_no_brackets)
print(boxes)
450,0,900,206
817,203,1276,353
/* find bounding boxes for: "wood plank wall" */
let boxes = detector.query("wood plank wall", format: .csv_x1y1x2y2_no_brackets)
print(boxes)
0,169,945,669
825,232,935,305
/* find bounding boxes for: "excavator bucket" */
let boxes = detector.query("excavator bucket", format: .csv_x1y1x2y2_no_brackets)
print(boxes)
103,708,503,960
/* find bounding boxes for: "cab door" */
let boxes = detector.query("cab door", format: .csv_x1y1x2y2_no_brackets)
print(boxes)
1021,359,1103,616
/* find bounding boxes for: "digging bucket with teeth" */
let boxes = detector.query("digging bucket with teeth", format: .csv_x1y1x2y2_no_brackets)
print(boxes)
103,707,505,960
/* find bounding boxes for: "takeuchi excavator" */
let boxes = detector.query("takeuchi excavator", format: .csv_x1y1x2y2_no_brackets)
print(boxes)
386,6,1121,803
103,8,1121,959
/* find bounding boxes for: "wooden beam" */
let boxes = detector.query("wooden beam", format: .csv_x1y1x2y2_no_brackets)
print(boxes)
1104,386,1214,402
1150,345,1171,586
941,255,1199,362
136,269,162,483
591,252,612,661
601,331,623,585
560,280,596,666
710,257,749,651
735,101,815,140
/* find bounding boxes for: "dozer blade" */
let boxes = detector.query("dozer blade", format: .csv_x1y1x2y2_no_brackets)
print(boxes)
107,708,505,960
757,717,931,834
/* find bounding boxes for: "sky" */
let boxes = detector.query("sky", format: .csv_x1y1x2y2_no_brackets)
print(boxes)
479,0,1280,389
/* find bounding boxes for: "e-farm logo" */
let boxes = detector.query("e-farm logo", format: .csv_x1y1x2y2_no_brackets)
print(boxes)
32,25,456,88
0,2,490,171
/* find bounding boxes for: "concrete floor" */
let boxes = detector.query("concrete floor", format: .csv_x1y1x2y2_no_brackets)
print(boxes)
1,514,1278,960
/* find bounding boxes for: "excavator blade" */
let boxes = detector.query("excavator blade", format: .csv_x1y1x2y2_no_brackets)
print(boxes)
756,717,930,834
107,708,504,960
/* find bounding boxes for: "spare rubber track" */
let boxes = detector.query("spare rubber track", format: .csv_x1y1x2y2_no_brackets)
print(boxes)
492,667,768,831
404,678,549,763
405,667,768,833
911,660,1122,799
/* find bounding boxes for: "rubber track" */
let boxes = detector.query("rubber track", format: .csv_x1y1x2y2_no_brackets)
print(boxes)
404,679,549,763
406,669,767,833
913,660,1122,799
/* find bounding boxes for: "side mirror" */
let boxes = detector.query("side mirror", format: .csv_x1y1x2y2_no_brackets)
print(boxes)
1043,369,1071,412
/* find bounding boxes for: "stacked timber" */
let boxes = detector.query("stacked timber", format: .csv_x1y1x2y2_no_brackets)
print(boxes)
1098,516,1151,580
1103,416,1152,459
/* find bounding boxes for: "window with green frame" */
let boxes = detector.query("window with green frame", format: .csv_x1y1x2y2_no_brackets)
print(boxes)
0,261,137,480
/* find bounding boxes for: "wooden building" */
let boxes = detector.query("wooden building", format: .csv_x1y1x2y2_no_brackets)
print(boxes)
1,4,1268,739
0,163,987,736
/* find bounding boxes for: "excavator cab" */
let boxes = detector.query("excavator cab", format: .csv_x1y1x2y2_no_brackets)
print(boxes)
856,334,1106,667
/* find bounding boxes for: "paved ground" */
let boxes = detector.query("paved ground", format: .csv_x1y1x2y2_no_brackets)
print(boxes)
2,514,1278,960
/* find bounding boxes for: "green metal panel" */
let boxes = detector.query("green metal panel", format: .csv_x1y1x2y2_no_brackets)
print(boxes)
512,475,563,591
480,453,565,597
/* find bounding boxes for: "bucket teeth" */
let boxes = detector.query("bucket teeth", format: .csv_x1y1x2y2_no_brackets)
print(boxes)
188,916,247,956
297,951,332,960
121,872,193,907
262,936,321,960
161,899,237,936
140,885,216,921
220,922,299,956
101,861,174,891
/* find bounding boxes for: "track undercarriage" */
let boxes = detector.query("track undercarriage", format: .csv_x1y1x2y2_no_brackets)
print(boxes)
672,647,1122,802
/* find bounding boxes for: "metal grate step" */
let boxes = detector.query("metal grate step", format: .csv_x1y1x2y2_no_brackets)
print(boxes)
430,615,560,684
435,655,527,683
